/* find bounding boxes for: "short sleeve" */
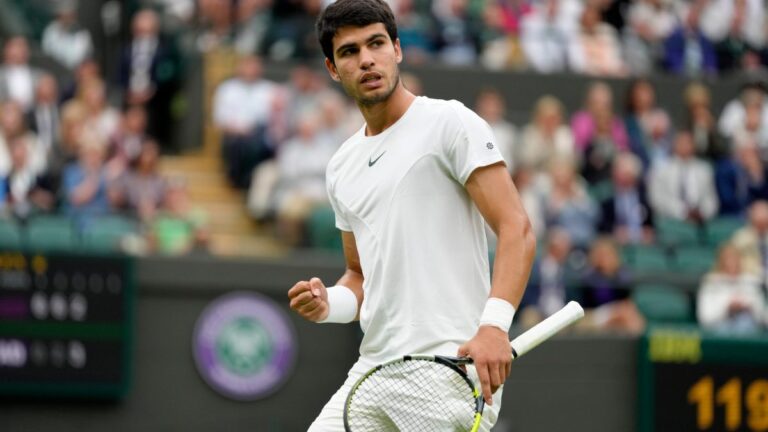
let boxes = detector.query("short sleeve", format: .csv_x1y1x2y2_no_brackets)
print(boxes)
444,102,506,185
326,170,352,232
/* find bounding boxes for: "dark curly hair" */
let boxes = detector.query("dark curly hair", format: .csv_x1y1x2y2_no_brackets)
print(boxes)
316,0,398,64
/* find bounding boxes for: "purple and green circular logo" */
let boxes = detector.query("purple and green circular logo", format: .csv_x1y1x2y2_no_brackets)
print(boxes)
193,292,296,401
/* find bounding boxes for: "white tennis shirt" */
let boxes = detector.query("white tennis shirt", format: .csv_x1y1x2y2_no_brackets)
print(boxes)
326,96,505,371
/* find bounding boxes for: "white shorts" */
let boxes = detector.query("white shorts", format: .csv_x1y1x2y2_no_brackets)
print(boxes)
308,363,503,431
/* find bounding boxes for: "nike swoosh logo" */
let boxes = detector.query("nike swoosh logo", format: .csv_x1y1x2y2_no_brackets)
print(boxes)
368,151,386,167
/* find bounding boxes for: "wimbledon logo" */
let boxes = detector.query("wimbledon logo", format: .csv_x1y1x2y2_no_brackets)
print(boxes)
193,292,297,401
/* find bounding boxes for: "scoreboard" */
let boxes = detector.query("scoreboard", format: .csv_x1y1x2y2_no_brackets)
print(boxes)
639,326,768,432
0,252,134,398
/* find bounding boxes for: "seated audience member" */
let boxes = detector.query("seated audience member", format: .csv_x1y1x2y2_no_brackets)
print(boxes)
730,200,768,279
110,105,149,167
393,0,435,64
718,83,768,149
212,55,276,188
662,0,717,77
273,113,337,245
699,0,766,73
61,135,113,230
0,101,46,177
648,131,719,223
599,152,654,244
28,74,61,163
110,138,167,222
730,91,768,160
684,82,726,159
149,180,208,255
79,78,120,142
475,88,517,171
571,82,629,157
542,158,598,250
0,136,56,220
623,0,676,75
431,0,483,66
698,244,765,334
578,237,645,334
624,78,673,170
517,96,575,173
715,144,768,216
568,3,627,77
41,1,94,70
520,228,573,326
0,36,43,112
520,0,572,74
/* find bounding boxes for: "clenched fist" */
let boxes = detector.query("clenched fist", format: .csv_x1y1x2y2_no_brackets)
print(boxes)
288,277,329,322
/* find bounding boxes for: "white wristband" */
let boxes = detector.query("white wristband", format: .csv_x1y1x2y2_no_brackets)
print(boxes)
318,285,358,324
479,297,516,333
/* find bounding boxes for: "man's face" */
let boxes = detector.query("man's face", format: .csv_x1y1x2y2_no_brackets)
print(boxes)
325,24,402,107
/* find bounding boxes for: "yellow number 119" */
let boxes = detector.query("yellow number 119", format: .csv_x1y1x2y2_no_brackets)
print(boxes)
687,376,768,431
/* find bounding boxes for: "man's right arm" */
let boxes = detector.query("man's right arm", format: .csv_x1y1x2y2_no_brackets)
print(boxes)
288,231,364,322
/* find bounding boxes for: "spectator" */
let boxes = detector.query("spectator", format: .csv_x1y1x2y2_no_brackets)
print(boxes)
698,244,765,333
148,180,209,255
541,157,598,250
699,0,766,73
662,0,718,77
60,58,101,104
578,237,645,334
624,78,673,170
730,200,768,280
520,228,573,325
571,82,629,155
480,0,532,70
599,152,655,244
273,112,336,245
684,82,726,159
61,135,112,231
572,82,629,183
79,78,120,143
0,36,44,112
0,101,45,177
718,82,768,149
432,0,483,66
212,55,276,188
28,74,61,165
520,0,572,74
0,136,56,220
108,105,149,177
475,88,516,171
517,95,575,173
623,0,676,75
649,131,719,223
715,144,768,216
730,90,768,159
41,0,94,70
110,138,167,222
260,0,321,60
568,3,627,77
118,9,181,146
394,0,435,64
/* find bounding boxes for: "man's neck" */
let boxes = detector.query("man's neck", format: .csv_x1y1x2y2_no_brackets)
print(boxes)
359,85,416,136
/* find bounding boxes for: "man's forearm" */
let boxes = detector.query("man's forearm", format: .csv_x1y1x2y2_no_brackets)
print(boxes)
489,219,536,308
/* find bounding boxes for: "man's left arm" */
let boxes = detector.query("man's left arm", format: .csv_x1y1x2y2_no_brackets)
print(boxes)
459,162,537,405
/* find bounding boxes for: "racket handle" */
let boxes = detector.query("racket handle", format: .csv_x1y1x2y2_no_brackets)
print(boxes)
510,301,584,359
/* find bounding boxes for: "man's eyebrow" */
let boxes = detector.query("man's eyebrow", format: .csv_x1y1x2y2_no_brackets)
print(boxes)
335,33,388,55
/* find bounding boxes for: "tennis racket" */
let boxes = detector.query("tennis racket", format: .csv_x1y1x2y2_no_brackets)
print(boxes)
343,301,585,432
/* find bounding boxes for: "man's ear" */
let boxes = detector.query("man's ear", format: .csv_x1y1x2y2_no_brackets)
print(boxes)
325,57,340,82
394,38,403,64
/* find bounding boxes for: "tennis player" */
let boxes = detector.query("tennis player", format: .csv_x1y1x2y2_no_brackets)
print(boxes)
287,0,536,430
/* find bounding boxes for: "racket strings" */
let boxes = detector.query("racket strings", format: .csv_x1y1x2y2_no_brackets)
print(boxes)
346,359,477,431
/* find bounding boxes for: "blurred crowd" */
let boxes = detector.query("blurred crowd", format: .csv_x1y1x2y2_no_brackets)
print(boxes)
185,0,768,77
0,4,205,255
214,51,768,335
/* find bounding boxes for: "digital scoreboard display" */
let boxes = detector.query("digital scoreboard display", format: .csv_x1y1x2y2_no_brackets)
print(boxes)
639,327,768,432
0,252,134,398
